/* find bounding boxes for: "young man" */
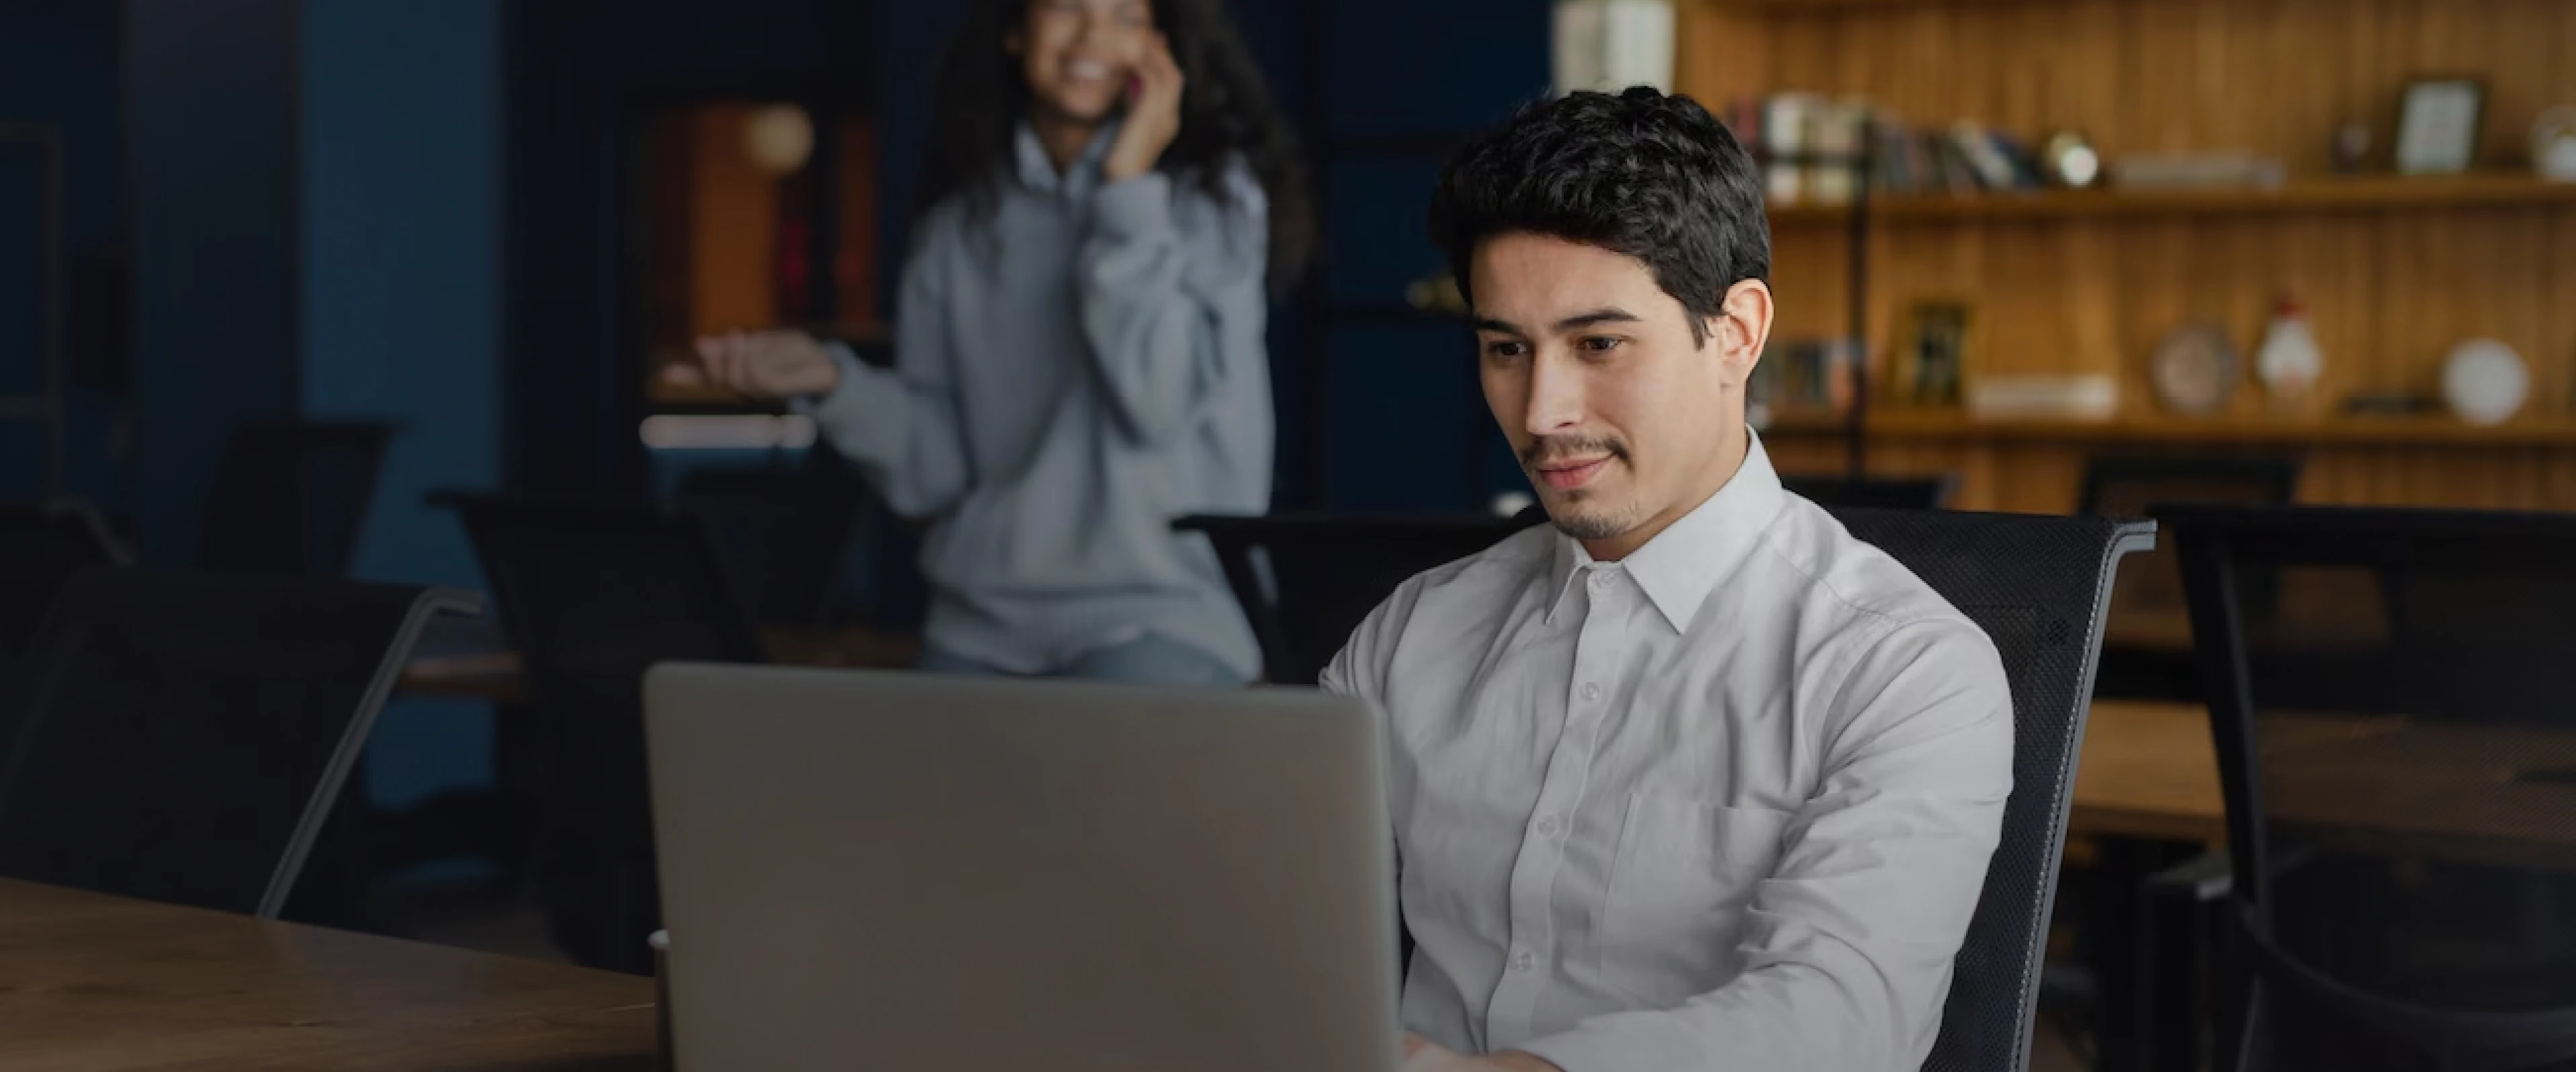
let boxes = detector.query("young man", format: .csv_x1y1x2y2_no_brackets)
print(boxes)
1324,89,2012,1072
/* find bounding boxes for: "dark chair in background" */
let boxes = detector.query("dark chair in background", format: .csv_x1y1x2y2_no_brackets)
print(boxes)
670,459,864,629
1833,509,2154,1072
1173,512,1537,685
2080,453,2300,701
437,492,764,974
196,420,395,577
0,498,129,662
0,568,476,919
2171,505,2576,1072
1783,472,1958,510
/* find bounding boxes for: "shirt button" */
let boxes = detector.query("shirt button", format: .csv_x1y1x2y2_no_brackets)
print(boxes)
1589,571,1613,589
1581,682,1602,702
1511,949,1537,972
1535,814,1562,837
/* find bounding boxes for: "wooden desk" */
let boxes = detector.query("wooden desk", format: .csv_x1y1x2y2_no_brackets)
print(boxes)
0,879,655,1070
2072,699,2226,843
397,625,923,705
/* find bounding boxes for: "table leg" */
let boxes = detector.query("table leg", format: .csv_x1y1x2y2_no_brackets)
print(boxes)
2090,836,2208,1072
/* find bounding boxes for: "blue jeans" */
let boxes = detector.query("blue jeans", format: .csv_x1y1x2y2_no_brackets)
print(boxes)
916,632,1246,687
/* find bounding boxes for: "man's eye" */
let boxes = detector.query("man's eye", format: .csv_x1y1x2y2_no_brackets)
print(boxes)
1483,340,1529,360
1578,336,1624,353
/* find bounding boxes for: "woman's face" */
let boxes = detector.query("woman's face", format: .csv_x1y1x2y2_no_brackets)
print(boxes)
1011,0,1158,126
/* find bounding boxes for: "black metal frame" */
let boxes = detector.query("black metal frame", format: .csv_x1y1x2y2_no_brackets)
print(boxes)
2168,504,2576,1072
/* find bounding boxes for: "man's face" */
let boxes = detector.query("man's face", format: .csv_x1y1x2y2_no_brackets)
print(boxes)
1470,232,1768,560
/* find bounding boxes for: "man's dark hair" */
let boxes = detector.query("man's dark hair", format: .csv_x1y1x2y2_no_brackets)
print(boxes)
1427,87,1769,344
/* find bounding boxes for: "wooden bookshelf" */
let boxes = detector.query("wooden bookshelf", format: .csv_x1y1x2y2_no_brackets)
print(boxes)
1685,0,2576,513
1770,175,2576,226
1761,410,2576,449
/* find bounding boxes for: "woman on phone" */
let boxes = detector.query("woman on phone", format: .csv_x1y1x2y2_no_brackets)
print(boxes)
674,0,1309,685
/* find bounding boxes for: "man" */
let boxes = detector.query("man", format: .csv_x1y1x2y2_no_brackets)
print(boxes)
1324,88,2012,1071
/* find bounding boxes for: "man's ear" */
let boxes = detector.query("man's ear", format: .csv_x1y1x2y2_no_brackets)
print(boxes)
1712,280,1774,387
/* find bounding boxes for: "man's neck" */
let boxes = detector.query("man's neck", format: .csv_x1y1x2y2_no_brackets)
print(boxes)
1579,422,1751,564
1028,109,1104,174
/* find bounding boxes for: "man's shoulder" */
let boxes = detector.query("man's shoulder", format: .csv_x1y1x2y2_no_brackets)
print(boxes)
1320,523,1554,695
1760,498,1992,647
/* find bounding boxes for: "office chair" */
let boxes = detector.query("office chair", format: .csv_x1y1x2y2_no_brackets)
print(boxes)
196,420,395,577
669,458,865,629
1830,508,2154,1072
0,498,130,660
437,492,764,974
1783,472,1958,510
1172,512,1540,685
2170,505,2576,1072
0,568,477,919
2078,453,2300,701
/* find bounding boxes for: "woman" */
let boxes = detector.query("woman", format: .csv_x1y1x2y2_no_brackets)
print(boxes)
674,0,1310,685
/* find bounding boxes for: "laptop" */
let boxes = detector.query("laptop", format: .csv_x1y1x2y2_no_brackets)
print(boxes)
643,663,1402,1071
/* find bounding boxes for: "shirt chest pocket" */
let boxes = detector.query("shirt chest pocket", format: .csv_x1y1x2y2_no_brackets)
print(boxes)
1600,793,1793,982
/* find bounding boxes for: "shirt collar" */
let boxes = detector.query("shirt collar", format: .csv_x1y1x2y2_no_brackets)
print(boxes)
1013,117,1125,196
1544,430,1788,632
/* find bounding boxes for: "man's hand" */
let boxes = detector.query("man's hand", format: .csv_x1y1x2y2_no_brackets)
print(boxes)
1402,1034,1564,1072
1101,32,1182,183
666,329,840,399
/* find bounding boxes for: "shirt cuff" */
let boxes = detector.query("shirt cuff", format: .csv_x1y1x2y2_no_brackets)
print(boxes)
790,342,906,468
1091,172,1175,243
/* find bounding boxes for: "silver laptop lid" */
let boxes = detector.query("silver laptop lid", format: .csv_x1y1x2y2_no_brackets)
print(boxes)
644,663,1400,1072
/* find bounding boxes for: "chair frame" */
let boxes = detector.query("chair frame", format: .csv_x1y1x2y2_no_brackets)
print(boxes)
2168,504,2576,1072
0,570,479,919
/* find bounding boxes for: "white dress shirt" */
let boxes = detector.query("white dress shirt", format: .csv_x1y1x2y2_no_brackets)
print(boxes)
1322,434,2012,1072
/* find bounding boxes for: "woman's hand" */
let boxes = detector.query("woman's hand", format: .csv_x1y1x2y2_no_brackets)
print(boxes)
1102,32,1183,183
667,329,841,399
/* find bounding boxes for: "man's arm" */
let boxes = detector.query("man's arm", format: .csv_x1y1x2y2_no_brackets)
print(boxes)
1514,619,2014,1072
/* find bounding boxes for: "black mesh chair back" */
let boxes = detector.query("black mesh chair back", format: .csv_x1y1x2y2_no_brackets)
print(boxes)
2080,453,2300,700
1173,513,1538,685
1830,508,2154,1072
670,460,864,629
196,420,395,576
1784,472,1958,510
2169,505,2576,1072
0,498,128,660
0,568,476,918
437,492,763,972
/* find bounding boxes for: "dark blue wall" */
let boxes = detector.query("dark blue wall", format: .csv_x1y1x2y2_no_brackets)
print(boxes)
0,1,127,510
128,0,301,563
1307,0,1552,513
300,0,506,808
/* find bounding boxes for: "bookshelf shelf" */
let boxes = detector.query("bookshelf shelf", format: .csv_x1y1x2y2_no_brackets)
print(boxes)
1759,409,2576,449
1768,174,2576,226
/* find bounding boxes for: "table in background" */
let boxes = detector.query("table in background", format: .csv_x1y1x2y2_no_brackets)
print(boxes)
398,625,923,705
0,879,655,1070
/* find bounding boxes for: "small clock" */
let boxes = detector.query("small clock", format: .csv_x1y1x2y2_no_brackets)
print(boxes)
2150,324,2239,415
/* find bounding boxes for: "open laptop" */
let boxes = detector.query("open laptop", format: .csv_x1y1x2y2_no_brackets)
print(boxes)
643,663,1402,1071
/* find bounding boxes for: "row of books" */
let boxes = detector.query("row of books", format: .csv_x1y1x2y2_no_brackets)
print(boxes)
1716,95,2051,204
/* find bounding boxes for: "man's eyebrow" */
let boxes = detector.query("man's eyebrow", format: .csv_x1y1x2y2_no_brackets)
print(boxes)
1554,308,1642,331
1473,317,1523,335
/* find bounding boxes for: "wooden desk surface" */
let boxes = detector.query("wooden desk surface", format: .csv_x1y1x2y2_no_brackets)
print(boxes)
0,880,656,1071
2071,699,2226,843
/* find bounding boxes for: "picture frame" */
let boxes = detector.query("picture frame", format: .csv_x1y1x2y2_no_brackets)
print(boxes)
1894,301,1973,408
2394,77,2486,175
